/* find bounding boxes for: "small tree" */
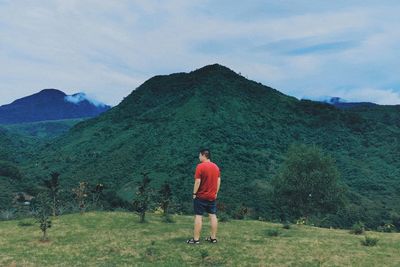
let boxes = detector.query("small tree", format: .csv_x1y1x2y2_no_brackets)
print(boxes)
43,172,60,216
133,172,152,223
158,182,172,217
32,192,52,241
72,182,88,214
90,183,104,209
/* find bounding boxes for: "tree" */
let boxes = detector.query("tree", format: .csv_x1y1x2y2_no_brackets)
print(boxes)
43,172,60,216
32,192,52,241
158,182,172,217
132,172,152,223
72,182,88,214
272,144,345,221
90,183,104,209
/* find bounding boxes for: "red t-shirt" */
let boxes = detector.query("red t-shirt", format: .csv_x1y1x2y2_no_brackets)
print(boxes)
194,161,220,201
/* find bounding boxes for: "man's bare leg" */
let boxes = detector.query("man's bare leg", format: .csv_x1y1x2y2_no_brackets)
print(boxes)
194,215,202,240
209,214,218,239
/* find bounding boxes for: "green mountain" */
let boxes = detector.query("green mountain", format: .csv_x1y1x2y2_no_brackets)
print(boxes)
9,64,400,228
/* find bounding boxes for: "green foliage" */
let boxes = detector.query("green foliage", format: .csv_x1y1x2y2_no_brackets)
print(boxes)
157,181,172,217
377,223,396,233
350,222,365,235
361,236,379,247
272,144,345,220
282,222,291,229
161,214,175,223
3,119,83,139
0,177,17,211
90,183,105,209
43,172,61,216
266,228,280,237
32,192,52,241
72,182,88,214
132,172,153,223
217,211,231,223
0,161,22,180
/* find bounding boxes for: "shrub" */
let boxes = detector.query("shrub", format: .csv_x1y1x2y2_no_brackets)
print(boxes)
132,172,153,223
162,214,175,223
282,222,291,229
266,229,280,237
350,222,365,235
32,192,52,241
296,217,307,225
0,209,15,220
17,220,35,227
361,236,379,246
72,181,88,215
232,206,249,220
218,212,230,223
377,223,395,233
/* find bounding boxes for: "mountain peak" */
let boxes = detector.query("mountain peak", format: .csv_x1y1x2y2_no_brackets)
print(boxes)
191,64,237,76
38,88,67,96
0,89,111,124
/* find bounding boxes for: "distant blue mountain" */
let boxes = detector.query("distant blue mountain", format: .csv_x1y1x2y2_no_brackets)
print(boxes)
320,97,378,109
0,89,111,124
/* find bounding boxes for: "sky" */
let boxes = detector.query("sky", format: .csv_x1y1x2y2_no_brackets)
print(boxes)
1,0,400,106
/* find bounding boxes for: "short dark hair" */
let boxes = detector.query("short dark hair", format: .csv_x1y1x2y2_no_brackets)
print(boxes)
200,148,211,159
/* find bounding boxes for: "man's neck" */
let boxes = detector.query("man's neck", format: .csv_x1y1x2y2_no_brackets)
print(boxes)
202,159,211,163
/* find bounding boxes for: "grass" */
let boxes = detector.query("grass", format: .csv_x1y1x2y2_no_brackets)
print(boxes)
1,211,400,266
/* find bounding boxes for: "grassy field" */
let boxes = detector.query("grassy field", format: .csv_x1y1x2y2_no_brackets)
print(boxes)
0,212,399,267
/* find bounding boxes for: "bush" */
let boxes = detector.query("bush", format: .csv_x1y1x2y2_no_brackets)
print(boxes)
0,209,15,221
390,213,400,231
232,206,249,220
350,222,365,235
266,229,280,237
377,223,395,233
218,212,231,222
282,222,291,229
361,236,379,246
161,214,175,223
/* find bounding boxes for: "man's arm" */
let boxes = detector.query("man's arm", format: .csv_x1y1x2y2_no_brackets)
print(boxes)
193,179,201,199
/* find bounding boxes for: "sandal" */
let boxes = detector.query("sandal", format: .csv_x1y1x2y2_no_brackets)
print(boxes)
186,238,200,244
205,236,217,243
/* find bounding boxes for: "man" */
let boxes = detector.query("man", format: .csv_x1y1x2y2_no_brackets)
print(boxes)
186,148,221,245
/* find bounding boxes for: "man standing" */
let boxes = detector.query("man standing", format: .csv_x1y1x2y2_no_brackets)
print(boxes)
187,148,221,244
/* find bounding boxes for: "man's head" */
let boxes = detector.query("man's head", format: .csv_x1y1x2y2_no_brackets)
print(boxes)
199,148,211,162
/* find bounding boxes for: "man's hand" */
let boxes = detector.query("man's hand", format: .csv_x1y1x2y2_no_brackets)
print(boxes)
193,194,196,199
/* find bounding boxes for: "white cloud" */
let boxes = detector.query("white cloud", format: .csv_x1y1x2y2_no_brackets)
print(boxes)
0,1,399,106
338,88,400,105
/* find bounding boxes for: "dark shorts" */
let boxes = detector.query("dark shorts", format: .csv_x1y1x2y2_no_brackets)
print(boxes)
193,198,217,215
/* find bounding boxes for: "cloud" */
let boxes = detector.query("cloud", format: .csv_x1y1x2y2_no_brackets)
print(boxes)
0,1,399,105
64,92,107,107
338,88,400,105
